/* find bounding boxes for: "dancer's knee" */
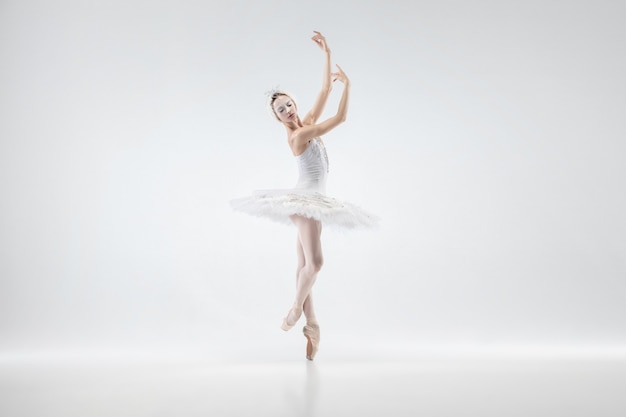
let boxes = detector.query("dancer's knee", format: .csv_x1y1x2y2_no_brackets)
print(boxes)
309,255,323,274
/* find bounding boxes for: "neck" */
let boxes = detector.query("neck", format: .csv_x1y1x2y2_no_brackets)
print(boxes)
283,117,302,130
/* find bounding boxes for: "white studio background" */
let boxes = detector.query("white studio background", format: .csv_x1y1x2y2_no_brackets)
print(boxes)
0,0,625,360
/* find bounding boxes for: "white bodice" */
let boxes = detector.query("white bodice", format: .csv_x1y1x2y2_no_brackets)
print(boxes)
294,138,329,194
231,136,377,229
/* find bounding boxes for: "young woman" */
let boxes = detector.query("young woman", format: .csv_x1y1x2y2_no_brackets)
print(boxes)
231,31,376,360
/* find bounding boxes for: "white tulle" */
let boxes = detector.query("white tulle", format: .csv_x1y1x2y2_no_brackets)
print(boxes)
230,138,378,229
230,189,377,229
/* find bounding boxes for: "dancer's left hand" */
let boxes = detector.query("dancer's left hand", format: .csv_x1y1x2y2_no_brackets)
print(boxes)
331,64,350,86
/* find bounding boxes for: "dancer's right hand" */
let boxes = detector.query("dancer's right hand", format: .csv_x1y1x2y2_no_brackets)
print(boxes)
312,31,330,53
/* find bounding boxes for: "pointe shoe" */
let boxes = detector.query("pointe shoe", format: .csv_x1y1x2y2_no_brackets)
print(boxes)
303,322,320,360
281,305,303,331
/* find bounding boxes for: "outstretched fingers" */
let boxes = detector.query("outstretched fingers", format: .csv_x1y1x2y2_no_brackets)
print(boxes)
331,64,349,84
311,30,329,52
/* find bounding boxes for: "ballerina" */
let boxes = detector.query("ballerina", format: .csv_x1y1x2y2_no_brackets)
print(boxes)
231,31,376,360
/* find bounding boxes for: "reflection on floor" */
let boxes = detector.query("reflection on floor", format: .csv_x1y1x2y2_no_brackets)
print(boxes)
1,355,625,416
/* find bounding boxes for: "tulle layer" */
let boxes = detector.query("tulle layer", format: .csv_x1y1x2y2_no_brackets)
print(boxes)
230,189,378,230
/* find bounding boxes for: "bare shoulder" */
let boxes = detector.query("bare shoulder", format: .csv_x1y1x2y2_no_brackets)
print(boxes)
288,128,310,156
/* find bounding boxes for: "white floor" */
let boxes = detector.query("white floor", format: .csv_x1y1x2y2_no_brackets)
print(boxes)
1,353,625,417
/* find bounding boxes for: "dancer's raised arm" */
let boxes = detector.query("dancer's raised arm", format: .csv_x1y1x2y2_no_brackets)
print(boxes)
302,31,332,126
290,64,350,151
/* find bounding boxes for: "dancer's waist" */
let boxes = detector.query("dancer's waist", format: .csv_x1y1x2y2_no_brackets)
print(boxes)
295,177,326,194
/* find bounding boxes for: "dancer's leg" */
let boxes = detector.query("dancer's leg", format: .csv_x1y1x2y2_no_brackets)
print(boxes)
296,236,316,321
284,215,323,327
293,216,323,308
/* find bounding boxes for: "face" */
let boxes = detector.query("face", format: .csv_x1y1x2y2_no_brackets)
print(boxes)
272,95,297,123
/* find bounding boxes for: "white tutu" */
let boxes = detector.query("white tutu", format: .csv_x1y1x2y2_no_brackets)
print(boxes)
230,188,377,229
230,138,378,230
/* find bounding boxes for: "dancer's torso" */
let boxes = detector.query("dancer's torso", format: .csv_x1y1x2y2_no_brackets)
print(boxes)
295,138,329,194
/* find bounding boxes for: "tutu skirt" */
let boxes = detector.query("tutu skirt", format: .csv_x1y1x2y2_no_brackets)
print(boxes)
230,188,378,230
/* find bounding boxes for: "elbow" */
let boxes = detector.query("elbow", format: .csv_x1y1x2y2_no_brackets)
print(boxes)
333,111,347,124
